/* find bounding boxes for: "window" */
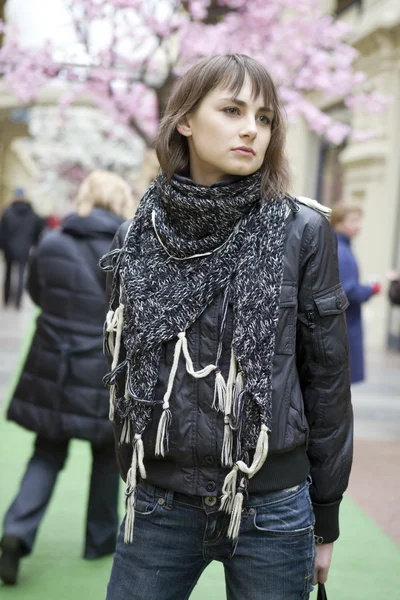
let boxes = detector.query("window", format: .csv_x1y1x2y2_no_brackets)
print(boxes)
336,0,362,15
316,141,346,207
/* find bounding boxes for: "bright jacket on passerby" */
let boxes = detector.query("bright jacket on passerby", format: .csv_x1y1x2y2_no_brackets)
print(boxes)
336,232,374,383
7,207,124,444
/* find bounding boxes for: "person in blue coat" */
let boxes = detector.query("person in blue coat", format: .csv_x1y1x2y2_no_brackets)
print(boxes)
331,204,381,383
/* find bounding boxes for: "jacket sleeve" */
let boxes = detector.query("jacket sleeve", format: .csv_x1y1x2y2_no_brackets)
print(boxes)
105,221,133,481
0,214,6,251
337,244,373,305
26,249,42,307
297,214,353,544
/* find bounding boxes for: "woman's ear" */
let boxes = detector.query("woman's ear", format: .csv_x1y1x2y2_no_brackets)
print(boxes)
176,116,192,138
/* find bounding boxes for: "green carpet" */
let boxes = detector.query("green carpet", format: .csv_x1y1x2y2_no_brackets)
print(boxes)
0,318,399,597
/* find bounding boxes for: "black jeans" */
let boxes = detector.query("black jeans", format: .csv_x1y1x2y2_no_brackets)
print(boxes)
3,257,26,309
1,435,120,559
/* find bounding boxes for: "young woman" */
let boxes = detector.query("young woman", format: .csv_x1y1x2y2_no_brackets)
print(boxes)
102,54,352,600
0,171,133,586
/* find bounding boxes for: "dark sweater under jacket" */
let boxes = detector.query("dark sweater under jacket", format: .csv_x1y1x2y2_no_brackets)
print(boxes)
107,204,353,544
7,208,124,445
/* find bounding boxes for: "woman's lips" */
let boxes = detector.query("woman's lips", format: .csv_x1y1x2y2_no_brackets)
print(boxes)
232,147,255,156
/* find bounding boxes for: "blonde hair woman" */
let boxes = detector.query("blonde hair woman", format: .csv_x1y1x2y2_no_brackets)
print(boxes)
0,171,134,586
76,170,134,219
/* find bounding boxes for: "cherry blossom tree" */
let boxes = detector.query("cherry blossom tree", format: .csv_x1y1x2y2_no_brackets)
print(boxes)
0,0,388,147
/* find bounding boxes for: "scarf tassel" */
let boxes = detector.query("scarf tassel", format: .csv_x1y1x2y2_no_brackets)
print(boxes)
220,348,238,467
155,407,172,457
120,417,132,445
109,385,116,421
155,334,183,457
232,372,244,420
213,371,227,412
220,465,239,514
124,434,146,544
221,425,270,540
222,417,234,467
227,477,247,540
105,304,124,359
103,303,124,422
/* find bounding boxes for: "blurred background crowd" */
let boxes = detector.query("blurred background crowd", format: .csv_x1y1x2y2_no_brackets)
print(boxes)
0,0,399,598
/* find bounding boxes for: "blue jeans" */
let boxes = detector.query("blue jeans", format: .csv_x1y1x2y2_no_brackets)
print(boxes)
106,479,315,600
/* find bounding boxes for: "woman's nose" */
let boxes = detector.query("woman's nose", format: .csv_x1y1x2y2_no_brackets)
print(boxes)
240,119,257,139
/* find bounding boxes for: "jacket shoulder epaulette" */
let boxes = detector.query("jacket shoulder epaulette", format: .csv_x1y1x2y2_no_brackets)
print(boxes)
295,196,331,221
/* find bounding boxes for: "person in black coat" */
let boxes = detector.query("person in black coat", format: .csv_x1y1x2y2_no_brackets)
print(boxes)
0,188,44,309
0,171,134,585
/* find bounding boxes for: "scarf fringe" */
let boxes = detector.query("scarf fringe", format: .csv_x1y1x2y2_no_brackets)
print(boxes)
104,304,124,422
232,372,244,420
155,332,216,457
220,348,238,467
213,371,227,412
227,477,246,539
220,465,239,513
222,418,234,468
181,333,217,378
222,425,270,540
109,385,116,421
120,417,132,445
124,434,146,544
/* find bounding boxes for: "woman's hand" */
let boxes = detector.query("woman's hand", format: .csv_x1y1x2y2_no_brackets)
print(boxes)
313,542,334,585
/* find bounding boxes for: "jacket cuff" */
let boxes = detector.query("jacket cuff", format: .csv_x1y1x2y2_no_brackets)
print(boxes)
312,497,342,543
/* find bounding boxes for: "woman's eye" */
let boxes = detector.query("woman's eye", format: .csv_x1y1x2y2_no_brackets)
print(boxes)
224,107,240,115
258,115,271,125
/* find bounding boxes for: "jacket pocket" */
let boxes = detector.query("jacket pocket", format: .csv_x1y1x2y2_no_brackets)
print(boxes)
275,283,297,355
299,284,349,365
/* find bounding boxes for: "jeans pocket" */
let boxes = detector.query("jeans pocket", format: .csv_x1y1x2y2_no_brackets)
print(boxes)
252,485,314,537
135,484,160,517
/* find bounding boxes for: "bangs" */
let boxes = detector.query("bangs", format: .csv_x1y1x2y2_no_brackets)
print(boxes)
197,55,277,114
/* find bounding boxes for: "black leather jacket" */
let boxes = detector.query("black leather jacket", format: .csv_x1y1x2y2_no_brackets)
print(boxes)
106,202,353,543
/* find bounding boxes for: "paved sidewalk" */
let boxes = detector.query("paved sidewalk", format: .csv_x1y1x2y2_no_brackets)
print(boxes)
0,297,35,413
0,292,399,547
348,351,400,546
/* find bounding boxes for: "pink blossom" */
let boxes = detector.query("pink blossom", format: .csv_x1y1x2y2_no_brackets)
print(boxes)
0,0,390,146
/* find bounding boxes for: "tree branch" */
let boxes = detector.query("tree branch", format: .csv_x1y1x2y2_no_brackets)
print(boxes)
181,0,238,24
0,0,6,49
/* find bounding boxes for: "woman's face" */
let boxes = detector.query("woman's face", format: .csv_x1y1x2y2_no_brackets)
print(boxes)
339,212,363,239
178,77,273,187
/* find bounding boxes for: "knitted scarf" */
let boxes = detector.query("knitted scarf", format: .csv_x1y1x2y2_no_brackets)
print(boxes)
102,171,290,542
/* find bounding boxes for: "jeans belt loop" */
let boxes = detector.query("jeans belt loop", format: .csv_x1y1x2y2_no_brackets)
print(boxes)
165,489,174,509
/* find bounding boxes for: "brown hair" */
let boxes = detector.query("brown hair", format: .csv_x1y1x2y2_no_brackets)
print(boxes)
75,170,134,219
155,54,291,200
331,203,363,228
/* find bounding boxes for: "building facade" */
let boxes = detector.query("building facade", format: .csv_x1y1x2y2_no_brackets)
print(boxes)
286,0,400,352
